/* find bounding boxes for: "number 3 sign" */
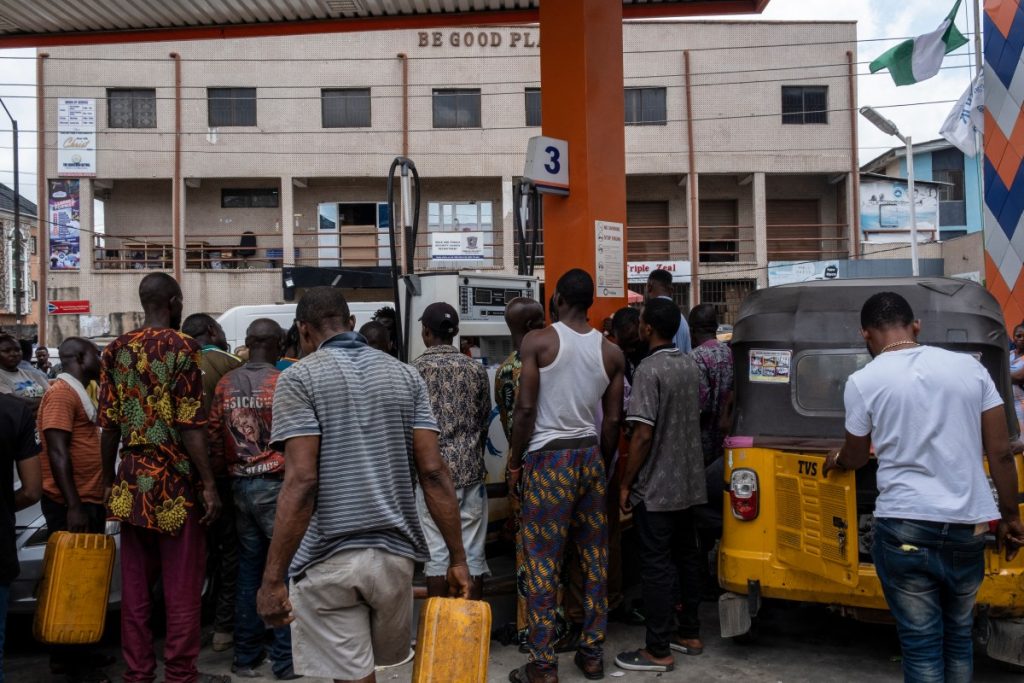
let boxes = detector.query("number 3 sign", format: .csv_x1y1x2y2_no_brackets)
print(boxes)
524,136,569,196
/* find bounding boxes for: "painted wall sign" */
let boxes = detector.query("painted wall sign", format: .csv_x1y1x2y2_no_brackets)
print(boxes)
627,260,691,284
417,30,538,49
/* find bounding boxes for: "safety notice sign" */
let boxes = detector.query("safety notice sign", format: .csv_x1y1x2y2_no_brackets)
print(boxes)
594,220,625,298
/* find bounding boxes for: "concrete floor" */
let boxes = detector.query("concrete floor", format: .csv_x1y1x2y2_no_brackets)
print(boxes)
6,597,1021,682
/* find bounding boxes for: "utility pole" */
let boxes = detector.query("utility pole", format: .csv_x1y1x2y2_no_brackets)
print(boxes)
0,97,22,321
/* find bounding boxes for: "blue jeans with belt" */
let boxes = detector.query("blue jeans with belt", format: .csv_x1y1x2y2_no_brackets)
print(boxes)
872,517,986,683
233,476,293,676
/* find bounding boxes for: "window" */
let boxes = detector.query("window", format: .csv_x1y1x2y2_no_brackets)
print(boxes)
934,169,964,201
792,350,871,416
221,188,279,208
525,88,542,127
432,89,481,128
108,89,156,128
624,87,667,125
30,236,37,255
31,281,38,301
322,88,371,128
781,86,828,124
208,87,257,127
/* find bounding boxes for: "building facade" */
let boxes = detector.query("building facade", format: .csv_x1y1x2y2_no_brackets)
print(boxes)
861,138,984,241
39,21,858,341
0,183,39,338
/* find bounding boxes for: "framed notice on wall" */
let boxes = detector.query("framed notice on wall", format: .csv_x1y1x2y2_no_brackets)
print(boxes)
57,98,97,177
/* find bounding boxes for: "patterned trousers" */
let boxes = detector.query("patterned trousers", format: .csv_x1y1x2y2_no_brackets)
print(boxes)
520,443,608,671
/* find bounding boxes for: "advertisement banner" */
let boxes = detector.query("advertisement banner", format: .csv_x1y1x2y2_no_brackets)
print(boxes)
430,231,485,261
48,179,81,270
57,98,97,177
767,260,840,287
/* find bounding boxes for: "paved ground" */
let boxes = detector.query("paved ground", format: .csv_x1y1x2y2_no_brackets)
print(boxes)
7,597,1021,682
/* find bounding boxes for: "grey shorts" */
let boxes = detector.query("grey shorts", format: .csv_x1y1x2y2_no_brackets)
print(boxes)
289,548,414,681
416,482,491,578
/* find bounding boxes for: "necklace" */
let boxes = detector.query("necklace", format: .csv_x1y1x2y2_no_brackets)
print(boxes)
880,340,919,353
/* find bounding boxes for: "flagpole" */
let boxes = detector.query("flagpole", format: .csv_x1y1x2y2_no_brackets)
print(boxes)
905,135,919,276
972,0,985,242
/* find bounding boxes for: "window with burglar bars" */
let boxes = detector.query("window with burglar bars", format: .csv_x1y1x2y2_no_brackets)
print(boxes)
108,89,156,128
432,89,482,128
700,279,756,325
525,88,542,127
781,86,828,124
208,87,257,127
625,87,667,125
322,88,371,128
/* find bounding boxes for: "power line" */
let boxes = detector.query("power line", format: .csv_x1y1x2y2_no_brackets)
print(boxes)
0,62,977,102
0,97,960,139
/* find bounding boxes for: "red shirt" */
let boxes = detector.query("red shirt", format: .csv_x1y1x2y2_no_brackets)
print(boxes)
209,363,284,477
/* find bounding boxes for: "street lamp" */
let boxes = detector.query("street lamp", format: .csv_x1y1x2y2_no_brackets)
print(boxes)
860,106,918,276
0,97,22,318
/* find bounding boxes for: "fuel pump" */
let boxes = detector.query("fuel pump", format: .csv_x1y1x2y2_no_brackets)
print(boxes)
514,179,542,277
385,156,421,362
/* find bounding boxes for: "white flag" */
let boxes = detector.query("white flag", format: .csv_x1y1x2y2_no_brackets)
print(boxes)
940,73,984,157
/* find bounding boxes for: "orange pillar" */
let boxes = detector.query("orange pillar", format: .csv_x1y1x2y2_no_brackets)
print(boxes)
539,0,627,328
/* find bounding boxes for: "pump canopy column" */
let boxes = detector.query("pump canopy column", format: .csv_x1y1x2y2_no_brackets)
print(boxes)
539,0,627,325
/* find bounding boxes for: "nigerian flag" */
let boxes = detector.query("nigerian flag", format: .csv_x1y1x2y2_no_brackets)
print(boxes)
870,0,968,86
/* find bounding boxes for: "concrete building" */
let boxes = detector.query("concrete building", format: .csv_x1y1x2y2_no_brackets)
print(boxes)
0,183,38,338
39,20,859,341
861,138,984,241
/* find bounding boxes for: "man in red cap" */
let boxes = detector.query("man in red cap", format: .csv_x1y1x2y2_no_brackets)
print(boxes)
412,302,492,600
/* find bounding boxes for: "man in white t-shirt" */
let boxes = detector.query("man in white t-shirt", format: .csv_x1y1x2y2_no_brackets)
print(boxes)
824,291,1024,683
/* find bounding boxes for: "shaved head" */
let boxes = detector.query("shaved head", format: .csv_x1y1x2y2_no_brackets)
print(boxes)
139,272,181,309
58,336,97,358
505,297,545,350
139,272,184,329
245,318,283,364
57,336,101,383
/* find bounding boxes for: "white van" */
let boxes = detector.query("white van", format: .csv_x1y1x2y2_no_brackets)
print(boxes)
217,301,393,351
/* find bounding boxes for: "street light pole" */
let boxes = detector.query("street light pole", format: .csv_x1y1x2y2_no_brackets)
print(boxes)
903,135,918,276
0,98,22,320
859,106,919,276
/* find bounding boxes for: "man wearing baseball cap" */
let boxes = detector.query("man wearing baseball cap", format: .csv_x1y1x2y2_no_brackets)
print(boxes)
412,302,492,599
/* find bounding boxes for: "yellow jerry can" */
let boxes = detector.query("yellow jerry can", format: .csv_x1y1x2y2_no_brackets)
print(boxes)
33,531,116,644
412,597,492,683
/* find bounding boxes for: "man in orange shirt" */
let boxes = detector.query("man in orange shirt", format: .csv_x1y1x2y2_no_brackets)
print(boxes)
37,337,112,682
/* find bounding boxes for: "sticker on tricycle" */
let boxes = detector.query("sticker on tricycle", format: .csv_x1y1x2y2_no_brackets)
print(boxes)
749,349,792,384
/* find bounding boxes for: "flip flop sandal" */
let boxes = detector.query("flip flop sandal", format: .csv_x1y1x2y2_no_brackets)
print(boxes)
670,640,704,656
614,649,674,672
508,664,531,683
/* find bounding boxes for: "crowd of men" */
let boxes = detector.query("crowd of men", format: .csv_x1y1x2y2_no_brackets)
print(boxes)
0,265,1021,683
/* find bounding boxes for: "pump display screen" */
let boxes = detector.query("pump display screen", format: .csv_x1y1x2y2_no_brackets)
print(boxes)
460,284,534,320
473,289,493,305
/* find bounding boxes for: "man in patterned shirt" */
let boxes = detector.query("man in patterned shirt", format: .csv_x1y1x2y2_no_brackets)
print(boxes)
413,302,492,599
494,297,545,442
688,304,733,467
99,272,223,683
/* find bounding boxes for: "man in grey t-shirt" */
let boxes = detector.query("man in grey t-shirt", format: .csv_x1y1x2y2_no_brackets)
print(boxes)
256,287,471,682
615,298,707,675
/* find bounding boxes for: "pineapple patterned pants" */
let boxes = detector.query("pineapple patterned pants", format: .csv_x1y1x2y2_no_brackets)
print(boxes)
519,443,608,672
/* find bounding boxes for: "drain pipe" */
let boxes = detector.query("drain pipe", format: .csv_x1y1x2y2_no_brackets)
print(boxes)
685,50,700,307
398,53,409,157
847,51,861,258
37,53,49,347
170,52,183,281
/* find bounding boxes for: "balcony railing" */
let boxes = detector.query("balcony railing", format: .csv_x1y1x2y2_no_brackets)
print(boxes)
766,223,849,261
92,232,285,270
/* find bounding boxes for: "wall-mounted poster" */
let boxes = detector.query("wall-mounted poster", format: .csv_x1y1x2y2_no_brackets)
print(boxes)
48,179,81,270
57,98,97,177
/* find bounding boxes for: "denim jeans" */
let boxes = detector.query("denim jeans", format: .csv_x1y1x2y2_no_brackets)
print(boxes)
872,517,986,683
0,582,9,683
233,477,293,676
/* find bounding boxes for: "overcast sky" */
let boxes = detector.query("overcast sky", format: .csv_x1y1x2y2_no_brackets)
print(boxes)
0,0,980,202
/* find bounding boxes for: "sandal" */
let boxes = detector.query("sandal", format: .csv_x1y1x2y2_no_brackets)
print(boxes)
508,663,558,683
670,637,704,656
614,649,674,672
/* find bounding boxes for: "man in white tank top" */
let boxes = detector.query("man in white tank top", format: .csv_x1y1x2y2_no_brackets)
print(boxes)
506,269,625,683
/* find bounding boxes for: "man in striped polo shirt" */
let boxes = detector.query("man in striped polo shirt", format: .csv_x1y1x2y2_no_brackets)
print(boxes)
257,287,471,683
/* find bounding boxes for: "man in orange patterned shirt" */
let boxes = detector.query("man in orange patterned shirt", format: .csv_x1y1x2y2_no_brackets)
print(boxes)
99,272,224,683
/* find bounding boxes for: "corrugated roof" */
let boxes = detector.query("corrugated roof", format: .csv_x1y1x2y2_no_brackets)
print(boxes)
0,183,37,218
0,1,768,47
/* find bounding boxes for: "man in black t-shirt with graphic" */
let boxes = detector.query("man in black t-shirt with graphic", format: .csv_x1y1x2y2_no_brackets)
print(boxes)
0,393,43,680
